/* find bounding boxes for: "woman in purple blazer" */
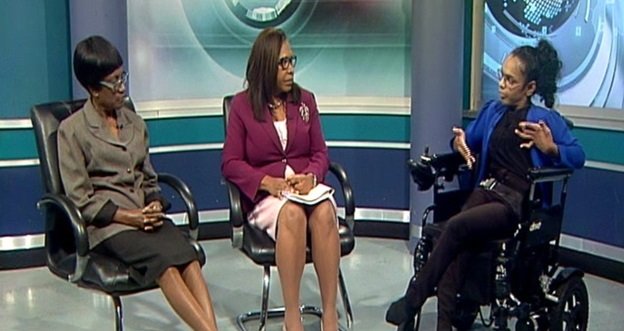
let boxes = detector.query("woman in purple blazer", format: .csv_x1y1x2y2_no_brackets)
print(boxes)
221,28,340,331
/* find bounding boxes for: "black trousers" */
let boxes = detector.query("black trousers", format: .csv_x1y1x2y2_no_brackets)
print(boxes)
405,188,519,331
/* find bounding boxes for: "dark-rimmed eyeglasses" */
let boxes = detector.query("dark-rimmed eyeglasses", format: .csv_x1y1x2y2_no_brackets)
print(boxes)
497,69,520,87
100,71,128,92
278,56,297,70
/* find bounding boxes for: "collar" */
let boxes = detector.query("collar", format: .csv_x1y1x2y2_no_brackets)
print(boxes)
82,98,133,146
83,98,128,128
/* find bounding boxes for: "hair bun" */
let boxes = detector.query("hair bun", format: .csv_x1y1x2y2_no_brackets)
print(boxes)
535,39,562,108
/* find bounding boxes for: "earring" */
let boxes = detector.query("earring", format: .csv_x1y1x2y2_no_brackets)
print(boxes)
94,93,99,98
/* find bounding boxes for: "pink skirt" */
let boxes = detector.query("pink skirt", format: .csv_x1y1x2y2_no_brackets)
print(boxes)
247,194,337,240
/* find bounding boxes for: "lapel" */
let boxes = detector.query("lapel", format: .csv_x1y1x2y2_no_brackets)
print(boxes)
116,109,135,146
285,100,299,153
83,99,135,148
259,106,285,153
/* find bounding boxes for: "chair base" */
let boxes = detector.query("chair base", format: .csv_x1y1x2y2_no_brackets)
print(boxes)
236,305,320,331
112,295,123,331
237,264,353,331
236,305,353,331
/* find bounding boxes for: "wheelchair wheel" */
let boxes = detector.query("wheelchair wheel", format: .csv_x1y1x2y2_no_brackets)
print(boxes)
548,275,589,331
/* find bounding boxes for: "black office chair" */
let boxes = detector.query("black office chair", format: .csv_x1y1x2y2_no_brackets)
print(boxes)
222,95,355,331
30,98,204,331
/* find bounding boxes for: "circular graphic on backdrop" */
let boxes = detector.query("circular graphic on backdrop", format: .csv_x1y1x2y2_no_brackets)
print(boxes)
180,0,319,78
225,0,302,28
487,0,580,36
481,0,621,107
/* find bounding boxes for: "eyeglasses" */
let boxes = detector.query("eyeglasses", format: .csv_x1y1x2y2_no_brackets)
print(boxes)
278,55,297,70
497,69,520,87
100,71,128,92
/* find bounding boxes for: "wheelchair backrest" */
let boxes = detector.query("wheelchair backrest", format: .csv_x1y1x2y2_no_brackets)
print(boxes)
521,204,565,249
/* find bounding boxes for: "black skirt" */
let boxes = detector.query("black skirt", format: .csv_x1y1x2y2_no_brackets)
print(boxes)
93,219,199,286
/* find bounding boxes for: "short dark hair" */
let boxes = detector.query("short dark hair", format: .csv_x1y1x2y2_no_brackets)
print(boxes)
245,27,300,121
73,36,123,91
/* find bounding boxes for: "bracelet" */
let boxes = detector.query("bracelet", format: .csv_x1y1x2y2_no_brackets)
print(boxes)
310,173,317,187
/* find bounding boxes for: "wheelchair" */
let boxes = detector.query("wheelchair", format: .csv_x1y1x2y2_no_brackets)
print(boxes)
403,149,589,331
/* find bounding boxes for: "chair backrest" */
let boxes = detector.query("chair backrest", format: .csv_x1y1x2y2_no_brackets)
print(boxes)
559,112,574,129
30,98,136,268
30,99,88,269
222,95,234,133
31,99,87,195
221,95,249,235
30,97,136,195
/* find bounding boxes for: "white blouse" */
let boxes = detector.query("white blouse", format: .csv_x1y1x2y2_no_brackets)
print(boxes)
274,119,288,151
273,119,295,177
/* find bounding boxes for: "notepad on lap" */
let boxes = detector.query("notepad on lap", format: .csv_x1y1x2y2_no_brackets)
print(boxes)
283,183,334,205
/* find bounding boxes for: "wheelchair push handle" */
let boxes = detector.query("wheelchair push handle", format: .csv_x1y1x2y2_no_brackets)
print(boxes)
528,167,573,183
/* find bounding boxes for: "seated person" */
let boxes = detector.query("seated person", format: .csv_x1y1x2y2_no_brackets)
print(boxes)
58,36,218,331
386,39,585,331
221,27,340,331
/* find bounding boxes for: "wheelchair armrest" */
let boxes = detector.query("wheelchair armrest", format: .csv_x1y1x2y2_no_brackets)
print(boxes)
157,173,200,240
427,152,466,173
409,151,470,191
225,180,245,249
37,193,90,283
329,161,355,229
527,167,573,183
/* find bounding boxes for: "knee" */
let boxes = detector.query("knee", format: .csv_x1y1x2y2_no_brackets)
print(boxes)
278,202,307,234
310,201,337,231
444,217,468,241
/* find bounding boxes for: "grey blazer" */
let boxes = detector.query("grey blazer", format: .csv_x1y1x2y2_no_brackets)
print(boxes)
58,98,163,248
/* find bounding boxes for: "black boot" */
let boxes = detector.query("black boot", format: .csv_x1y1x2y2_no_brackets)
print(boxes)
386,276,421,327
397,318,415,331
385,296,419,328
386,296,408,325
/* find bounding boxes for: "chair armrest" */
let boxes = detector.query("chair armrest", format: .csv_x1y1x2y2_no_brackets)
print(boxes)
329,162,355,229
157,173,200,240
428,152,467,178
37,193,89,282
409,152,468,190
528,168,573,183
225,180,245,248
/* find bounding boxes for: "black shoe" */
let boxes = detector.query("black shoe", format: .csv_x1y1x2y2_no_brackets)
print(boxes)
387,296,418,330
386,296,407,325
397,318,415,331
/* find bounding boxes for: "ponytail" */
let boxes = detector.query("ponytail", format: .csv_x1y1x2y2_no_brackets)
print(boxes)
534,40,562,108
511,39,562,108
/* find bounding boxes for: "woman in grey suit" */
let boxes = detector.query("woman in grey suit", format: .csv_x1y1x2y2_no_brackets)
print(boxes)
58,36,218,331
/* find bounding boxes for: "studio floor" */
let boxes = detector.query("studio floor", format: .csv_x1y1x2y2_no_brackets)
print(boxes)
1,237,622,330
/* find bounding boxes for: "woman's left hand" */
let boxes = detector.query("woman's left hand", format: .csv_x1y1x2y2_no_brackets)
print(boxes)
286,174,315,195
143,200,163,213
515,120,559,157
142,201,164,230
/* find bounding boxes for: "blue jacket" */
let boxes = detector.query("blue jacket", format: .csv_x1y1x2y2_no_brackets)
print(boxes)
462,100,585,190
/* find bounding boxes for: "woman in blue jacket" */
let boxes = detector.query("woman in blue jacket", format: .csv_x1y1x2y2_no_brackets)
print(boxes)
387,39,585,331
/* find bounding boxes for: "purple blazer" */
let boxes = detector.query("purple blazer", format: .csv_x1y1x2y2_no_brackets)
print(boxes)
221,89,330,209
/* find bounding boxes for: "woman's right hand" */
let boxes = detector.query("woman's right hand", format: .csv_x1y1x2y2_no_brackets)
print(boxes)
260,175,292,197
114,208,165,231
452,127,475,169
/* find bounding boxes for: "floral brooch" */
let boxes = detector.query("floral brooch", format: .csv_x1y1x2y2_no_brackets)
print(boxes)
299,102,310,123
